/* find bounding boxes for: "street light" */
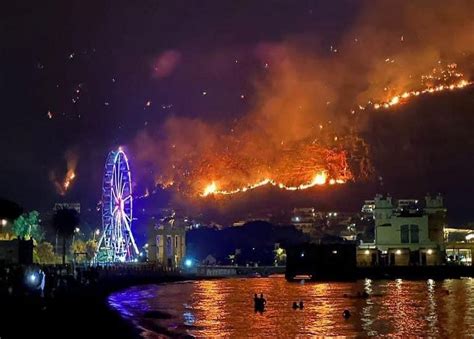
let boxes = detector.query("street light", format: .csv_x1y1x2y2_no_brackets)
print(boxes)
28,273,37,284
93,229,100,241
1,219,7,227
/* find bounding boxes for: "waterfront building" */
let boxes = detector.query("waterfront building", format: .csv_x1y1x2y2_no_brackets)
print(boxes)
54,202,81,213
444,227,474,265
368,194,446,266
147,215,186,269
232,217,271,227
291,207,316,234
361,200,375,215
285,243,357,280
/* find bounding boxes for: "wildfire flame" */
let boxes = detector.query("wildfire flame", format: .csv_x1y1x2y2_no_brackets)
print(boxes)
201,171,347,197
135,26,474,201
50,150,78,196
196,66,473,198
202,182,218,196
371,79,472,111
63,170,76,191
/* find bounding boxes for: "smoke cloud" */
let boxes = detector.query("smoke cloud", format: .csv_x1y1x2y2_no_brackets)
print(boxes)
133,0,474,199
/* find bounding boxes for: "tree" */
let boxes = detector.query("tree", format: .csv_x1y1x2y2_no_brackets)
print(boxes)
71,239,87,263
274,247,287,265
53,208,80,265
70,239,98,263
186,221,309,265
85,240,98,261
35,242,56,264
12,211,44,241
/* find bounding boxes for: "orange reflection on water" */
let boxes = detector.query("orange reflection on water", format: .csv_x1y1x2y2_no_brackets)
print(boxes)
109,277,474,337
442,278,474,336
378,279,427,334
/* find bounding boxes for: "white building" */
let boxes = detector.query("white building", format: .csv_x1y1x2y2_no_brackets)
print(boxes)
361,200,375,215
371,194,446,266
444,228,474,265
291,207,316,234
54,202,80,213
147,216,186,269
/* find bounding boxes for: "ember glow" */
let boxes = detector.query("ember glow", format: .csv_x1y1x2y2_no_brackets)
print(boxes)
348,62,473,112
133,1,474,201
198,72,473,198
63,170,76,192
367,64,473,111
372,79,472,110
51,169,76,196
137,59,472,199
50,150,78,196
188,144,358,197
201,171,346,197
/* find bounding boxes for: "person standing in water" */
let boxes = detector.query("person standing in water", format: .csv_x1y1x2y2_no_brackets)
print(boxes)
254,293,260,311
260,293,266,308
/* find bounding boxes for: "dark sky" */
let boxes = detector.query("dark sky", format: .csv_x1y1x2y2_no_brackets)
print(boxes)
1,1,474,225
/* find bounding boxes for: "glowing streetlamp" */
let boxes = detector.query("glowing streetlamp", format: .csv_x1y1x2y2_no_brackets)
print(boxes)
93,228,100,241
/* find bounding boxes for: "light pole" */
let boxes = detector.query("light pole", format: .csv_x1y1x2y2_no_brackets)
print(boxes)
93,228,100,241
72,227,80,267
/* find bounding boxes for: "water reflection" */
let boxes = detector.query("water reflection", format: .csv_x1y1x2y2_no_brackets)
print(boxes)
108,277,474,337
426,278,438,336
361,278,376,336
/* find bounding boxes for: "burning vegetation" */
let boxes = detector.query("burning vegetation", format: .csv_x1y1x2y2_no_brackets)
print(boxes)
134,0,474,198
50,150,78,196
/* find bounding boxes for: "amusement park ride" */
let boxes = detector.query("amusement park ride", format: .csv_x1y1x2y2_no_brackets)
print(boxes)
96,148,139,262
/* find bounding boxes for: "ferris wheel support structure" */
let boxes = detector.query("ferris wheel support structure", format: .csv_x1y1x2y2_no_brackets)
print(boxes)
96,148,139,263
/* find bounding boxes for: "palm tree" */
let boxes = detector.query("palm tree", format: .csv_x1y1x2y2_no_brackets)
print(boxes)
53,208,80,265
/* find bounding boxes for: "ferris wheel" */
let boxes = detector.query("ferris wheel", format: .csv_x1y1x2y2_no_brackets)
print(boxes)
96,148,139,262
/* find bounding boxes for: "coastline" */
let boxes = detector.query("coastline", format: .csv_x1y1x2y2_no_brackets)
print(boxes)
3,267,474,338
101,275,474,337
0,274,186,339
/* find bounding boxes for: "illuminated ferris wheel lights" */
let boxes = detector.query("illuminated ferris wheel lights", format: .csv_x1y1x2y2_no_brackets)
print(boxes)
96,148,139,263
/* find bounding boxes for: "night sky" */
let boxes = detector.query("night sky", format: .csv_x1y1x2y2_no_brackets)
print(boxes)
1,1,474,225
